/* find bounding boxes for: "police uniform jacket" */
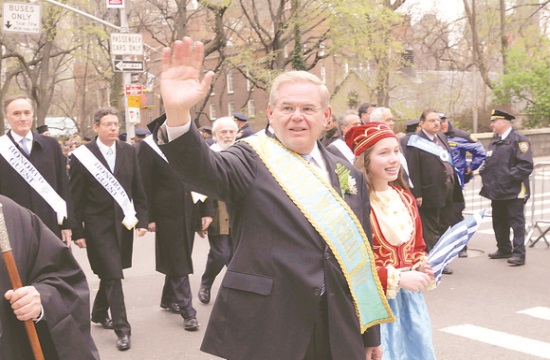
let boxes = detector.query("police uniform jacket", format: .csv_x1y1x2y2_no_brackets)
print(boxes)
156,119,379,360
479,129,533,200
444,122,486,187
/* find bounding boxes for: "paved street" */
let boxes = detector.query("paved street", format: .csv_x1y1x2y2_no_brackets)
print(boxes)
71,221,550,360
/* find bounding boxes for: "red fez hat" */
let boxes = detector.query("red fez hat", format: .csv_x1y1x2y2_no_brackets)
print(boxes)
344,122,398,156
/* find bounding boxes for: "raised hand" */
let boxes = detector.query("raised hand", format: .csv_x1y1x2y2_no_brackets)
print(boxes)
161,37,215,126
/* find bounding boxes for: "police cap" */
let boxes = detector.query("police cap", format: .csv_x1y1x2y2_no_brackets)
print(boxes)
490,109,515,121
233,113,249,122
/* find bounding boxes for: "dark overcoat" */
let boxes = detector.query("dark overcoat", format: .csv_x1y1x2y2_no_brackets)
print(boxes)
137,140,213,276
405,130,462,207
69,140,148,279
0,195,99,360
158,121,381,360
0,132,74,237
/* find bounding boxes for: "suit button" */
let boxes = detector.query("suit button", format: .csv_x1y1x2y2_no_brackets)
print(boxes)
324,254,330,260
313,288,321,296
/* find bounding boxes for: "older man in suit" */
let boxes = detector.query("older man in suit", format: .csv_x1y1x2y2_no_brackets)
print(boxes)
405,108,462,274
70,107,148,351
153,37,392,360
0,96,74,246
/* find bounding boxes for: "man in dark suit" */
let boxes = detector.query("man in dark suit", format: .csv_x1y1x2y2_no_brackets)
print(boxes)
153,37,392,360
70,107,148,351
1,195,99,360
0,96,74,246
137,131,213,331
405,108,462,274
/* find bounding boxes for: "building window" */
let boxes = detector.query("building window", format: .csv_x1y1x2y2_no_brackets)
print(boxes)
226,72,234,94
247,100,256,117
228,102,235,116
209,104,216,120
246,69,253,91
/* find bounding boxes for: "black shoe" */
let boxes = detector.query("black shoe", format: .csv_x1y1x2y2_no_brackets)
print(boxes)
198,286,210,304
507,256,525,266
160,302,181,314
488,251,512,259
184,316,199,331
458,248,468,258
442,266,453,275
116,334,131,351
91,316,114,329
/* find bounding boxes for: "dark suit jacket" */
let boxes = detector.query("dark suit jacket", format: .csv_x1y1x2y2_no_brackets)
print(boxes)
0,195,99,360
136,141,213,276
159,121,378,360
69,140,148,279
0,131,74,237
405,130,459,208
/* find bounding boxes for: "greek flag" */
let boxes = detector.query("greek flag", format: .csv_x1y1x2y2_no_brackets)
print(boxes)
428,209,486,285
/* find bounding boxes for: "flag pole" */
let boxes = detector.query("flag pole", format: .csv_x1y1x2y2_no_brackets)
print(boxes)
0,204,44,360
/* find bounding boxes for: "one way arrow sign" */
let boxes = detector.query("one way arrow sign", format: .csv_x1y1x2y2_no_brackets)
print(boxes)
113,60,144,72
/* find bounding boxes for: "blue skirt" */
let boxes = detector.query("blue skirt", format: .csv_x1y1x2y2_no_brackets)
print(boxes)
381,289,437,360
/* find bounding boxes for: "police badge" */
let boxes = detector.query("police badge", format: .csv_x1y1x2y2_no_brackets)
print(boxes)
518,141,529,153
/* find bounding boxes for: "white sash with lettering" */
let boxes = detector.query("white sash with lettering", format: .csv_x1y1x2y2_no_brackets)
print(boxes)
72,145,138,229
0,135,67,224
143,136,207,203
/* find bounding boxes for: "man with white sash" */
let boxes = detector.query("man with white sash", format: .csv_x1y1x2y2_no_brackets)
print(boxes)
151,37,393,360
70,107,148,352
0,96,74,246
137,123,213,332
405,108,461,275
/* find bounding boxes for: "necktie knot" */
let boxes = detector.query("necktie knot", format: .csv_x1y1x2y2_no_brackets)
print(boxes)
20,138,30,155
300,154,312,164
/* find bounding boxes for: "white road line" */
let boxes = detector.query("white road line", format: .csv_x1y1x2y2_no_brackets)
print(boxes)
440,324,550,359
518,307,550,321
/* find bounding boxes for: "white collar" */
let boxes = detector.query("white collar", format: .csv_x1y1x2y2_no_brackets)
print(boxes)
500,127,512,140
96,138,116,155
10,131,33,144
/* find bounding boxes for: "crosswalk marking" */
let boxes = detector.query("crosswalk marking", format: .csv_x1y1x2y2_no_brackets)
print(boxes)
518,307,550,321
441,324,550,359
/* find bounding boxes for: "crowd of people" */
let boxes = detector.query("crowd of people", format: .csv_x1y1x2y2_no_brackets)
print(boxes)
0,36,534,359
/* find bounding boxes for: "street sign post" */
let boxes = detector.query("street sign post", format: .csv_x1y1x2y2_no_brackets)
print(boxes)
2,2,41,34
125,84,143,96
110,33,143,56
113,59,144,72
106,0,125,9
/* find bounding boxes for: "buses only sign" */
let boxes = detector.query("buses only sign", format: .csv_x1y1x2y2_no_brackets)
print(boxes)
2,2,41,34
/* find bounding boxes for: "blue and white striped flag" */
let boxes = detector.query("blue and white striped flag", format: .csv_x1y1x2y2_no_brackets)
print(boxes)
428,209,486,285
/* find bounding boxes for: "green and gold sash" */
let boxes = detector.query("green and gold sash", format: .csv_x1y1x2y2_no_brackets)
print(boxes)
243,135,394,332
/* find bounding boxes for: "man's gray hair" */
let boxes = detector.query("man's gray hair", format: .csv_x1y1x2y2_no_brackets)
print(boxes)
269,71,329,109
369,107,391,123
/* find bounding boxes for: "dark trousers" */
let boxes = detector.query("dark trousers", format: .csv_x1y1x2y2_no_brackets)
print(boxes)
419,181,454,252
161,275,196,319
200,234,232,289
491,198,526,258
303,295,332,360
92,279,130,337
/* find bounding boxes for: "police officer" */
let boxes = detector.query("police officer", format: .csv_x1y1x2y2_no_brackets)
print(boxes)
479,109,533,266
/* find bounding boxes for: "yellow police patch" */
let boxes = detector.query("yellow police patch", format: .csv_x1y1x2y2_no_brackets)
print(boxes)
518,142,529,153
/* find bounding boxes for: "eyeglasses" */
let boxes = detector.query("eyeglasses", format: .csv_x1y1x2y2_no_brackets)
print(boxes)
276,104,321,116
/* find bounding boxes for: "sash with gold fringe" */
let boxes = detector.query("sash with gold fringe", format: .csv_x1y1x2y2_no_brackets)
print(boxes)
243,135,394,331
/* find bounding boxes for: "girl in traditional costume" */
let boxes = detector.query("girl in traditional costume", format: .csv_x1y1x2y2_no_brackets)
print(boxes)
345,122,437,360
